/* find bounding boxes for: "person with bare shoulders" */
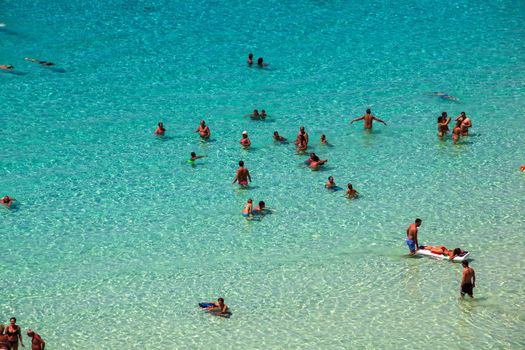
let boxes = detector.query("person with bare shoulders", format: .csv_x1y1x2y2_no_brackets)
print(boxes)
452,121,461,143
460,260,476,298
244,109,260,119
247,53,254,66
296,126,309,146
233,160,251,187
27,329,45,350
0,65,14,70
306,153,327,168
24,57,54,66
5,317,24,350
260,110,267,119
350,109,387,129
456,112,472,136
242,198,253,218
273,131,286,142
296,134,307,151
154,122,165,136
437,112,451,139
1,196,16,208
206,298,230,317
0,324,9,350
320,134,328,144
406,218,422,255
240,131,251,147
325,176,336,189
195,120,210,139
346,183,358,198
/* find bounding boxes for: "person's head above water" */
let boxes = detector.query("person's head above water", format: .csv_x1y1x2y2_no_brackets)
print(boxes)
253,109,259,115
248,53,253,59
257,57,264,65
200,120,206,126
441,112,447,117
158,122,163,127
239,160,244,167
328,176,334,182
274,131,279,136
453,248,462,256
218,297,225,304
366,109,371,114
247,199,252,204
191,152,196,157
415,218,422,226
347,183,353,189
460,112,466,117
462,260,469,267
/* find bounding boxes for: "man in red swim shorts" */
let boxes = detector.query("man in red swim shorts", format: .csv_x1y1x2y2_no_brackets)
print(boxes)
232,160,251,187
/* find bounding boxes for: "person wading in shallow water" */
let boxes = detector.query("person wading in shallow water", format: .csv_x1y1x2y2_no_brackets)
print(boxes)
406,218,422,255
27,329,45,350
5,317,24,350
350,109,387,129
461,260,476,298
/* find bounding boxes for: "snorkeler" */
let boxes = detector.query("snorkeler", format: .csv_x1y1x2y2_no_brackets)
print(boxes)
273,131,287,142
195,120,210,139
350,109,387,129
24,57,55,66
247,53,254,65
1,196,16,208
233,160,251,187
325,176,336,189
346,183,358,198
257,57,268,67
154,122,166,136
0,65,14,70
242,199,253,217
433,92,459,101
240,131,251,147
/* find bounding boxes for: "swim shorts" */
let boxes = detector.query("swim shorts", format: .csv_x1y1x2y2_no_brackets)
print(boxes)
406,239,416,253
461,283,473,297
242,213,249,217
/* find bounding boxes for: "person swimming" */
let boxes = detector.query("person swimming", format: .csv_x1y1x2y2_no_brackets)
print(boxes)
247,53,253,65
242,198,253,218
206,298,230,317
24,57,55,66
154,122,166,136
346,183,358,198
195,120,210,139
1,196,16,208
240,131,251,147
257,57,268,67
260,110,267,119
320,134,328,144
306,153,327,168
244,110,260,119
0,65,14,70
273,131,286,142
325,176,336,189
252,201,266,215
433,92,459,101
189,152,207,162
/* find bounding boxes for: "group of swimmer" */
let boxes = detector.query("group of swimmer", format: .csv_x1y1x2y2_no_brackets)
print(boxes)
247,53,269,67
242,199,268,218
0,317,45,350
437,111,473,142
406,219,476,298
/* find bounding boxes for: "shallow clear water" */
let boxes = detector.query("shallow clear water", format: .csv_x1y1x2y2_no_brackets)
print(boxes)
1,0,525,348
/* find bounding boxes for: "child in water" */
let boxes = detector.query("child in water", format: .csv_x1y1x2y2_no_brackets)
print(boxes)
242,199,253,218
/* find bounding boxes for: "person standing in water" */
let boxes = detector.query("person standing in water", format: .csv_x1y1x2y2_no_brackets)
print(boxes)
406,218,422,255
452,121,462,143
460,261,476,298
346,183,358,198
240,131,251,147
437,112,451,139
154,122,166,136
195,120,210,139
296,126,309,146
456,112,472,136
5,317,24,350
242,199,253,218
27,329,45,350
350,109,387,129
233,160,251,187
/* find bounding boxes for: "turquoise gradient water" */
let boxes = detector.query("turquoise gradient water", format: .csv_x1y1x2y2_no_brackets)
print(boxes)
1,0,525,348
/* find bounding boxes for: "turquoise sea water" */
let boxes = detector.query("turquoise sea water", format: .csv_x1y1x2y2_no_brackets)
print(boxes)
1,0,525,348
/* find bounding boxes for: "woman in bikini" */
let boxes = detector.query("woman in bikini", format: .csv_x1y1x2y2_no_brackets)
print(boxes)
5,317,24,350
